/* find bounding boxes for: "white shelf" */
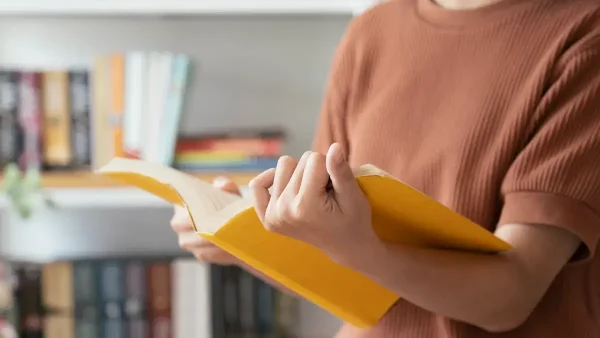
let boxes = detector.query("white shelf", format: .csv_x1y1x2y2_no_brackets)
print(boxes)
0,187,166,209
0,0,377,16
0,186,251,209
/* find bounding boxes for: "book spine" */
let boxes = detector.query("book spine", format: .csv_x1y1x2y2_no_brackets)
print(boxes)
274,292,297,338
210,265,226,338
41,262,75,338
73,261,101,338
0,70,20,167
238,270,257,337
124,261,147,338
123,52,146,160
173,157,279,172
99,261,126,338
91,55,112,168
17,71,43,171
110,54,125,159
41,70,72,169
223,266,241,338
16,264,44,338
146,262,172,338
256,280,276,338
175,137,283,157
69,70,92,168
160,54,189,166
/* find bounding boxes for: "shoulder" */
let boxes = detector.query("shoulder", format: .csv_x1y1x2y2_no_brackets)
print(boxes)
547,0,600,53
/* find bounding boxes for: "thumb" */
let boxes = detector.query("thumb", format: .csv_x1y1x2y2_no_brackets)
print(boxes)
325,143,358,195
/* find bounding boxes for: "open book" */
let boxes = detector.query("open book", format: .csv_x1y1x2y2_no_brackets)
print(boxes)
97,158,511,328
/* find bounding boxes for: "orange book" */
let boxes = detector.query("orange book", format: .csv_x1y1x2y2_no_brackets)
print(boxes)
110,54,125,158
42,71,71,167
97,158,511,328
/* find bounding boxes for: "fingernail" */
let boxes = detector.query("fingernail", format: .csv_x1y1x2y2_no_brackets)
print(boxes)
331,143,345,164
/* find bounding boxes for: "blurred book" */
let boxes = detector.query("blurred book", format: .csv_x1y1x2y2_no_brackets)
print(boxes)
4,257,297,338
173,129,285,172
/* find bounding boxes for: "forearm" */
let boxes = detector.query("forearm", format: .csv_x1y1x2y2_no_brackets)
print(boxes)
236,259,300,298
344,243,529,332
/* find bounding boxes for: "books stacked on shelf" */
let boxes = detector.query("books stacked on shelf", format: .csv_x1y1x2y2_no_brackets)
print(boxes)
173,129,285,173
0,50,191,175
4,257,297,338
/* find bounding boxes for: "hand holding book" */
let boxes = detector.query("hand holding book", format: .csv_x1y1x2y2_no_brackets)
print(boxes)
170,177,240,266
249,143,381,268
97,149,510,327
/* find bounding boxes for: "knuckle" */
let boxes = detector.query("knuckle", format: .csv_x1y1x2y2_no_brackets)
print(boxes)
308,152,325,164
278,155,294,166
290,202,307,220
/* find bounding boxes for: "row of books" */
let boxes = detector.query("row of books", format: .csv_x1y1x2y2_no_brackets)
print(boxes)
173,130,285,173
0,70,90,171
0,50,191,172
0,53,288,174
4,256,297,338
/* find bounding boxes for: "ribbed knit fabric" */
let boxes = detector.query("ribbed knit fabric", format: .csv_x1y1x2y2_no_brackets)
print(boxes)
312,0,600,337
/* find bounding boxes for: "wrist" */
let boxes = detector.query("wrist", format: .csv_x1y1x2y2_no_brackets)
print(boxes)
335,235,389,274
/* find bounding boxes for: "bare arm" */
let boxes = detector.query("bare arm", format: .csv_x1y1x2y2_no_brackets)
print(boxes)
341,223,580,333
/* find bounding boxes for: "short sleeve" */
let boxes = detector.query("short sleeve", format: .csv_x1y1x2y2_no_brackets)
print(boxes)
499,39,600,261
311,19,359,155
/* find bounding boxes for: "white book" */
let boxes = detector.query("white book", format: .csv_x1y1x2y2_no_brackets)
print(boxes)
172,258,212,338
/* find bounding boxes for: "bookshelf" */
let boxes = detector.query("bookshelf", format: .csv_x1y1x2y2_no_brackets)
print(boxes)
37,171,257,188
0,171,256,208
0,0,377,16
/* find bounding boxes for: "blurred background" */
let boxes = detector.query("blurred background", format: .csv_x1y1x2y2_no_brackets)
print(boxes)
0,1,380,337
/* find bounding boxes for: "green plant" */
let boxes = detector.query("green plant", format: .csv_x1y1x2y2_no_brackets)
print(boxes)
0,163,56,220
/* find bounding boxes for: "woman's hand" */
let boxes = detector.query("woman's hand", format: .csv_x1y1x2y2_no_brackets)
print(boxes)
170,177,241,265
249,143,382,267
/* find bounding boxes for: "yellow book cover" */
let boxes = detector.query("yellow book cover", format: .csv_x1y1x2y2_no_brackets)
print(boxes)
97,158,511,328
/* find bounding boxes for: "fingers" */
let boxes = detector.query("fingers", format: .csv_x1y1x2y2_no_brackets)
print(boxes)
178,232,211,251
286,151,311,195
213,176,242,196
326,143,358,195
272,156,297,198
249,168,275,221
299,152,330,199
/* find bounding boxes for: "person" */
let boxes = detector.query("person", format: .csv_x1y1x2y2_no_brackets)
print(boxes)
170,0,600,336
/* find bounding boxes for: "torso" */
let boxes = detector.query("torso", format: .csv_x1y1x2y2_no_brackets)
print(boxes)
334,0,600,336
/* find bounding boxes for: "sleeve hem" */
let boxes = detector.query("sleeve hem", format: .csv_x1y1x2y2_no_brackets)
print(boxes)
499,192,600,261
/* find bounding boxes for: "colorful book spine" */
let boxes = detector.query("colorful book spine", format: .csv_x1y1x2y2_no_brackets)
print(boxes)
174,157,280,172
124,261,147,338
17,71,43,171
160,54,189,166
73,261,101,338
110,54,126,159
0,70,20,167
146,262,172,338
69,70,92,168
41,70,72,169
